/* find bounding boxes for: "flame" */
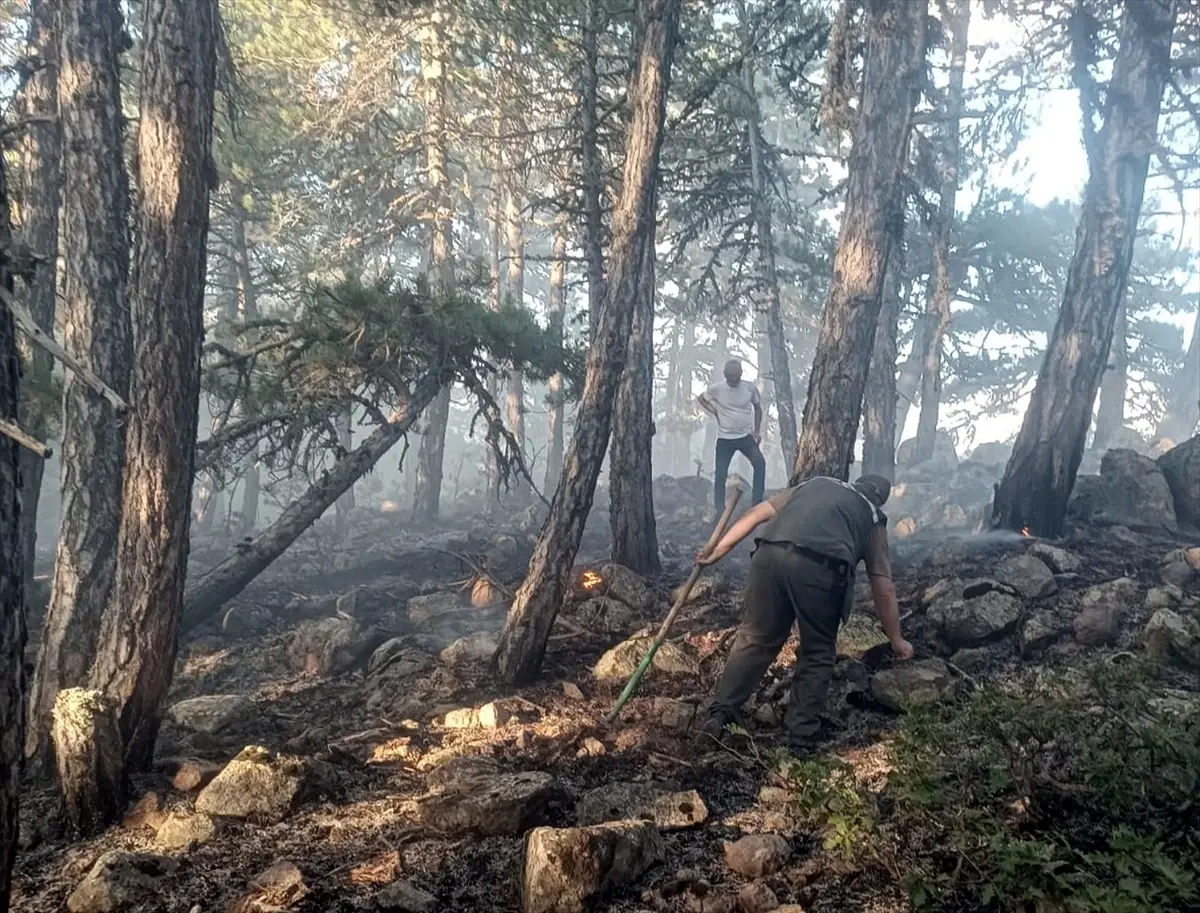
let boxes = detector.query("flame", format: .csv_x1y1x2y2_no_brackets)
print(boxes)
581,570,603,590
1021,527,1032,537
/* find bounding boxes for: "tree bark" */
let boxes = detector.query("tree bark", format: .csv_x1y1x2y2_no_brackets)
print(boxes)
31,0,131,769
1092,301,1128,451
504,177,527,492
610,225,661,574
992,0,1177,537
335,410,356,529
674,320,696,475
231,194,261,533
862,196,906,480
494,0,681,684
581,0,606,340
702,324,728,467
894,345,922,446
15,0,62,593
545,217,568,493
88,0,218,779
51,689,121,837
1155,302,1200,444
0,150,28,913
412,5,455,522
912,0,970,465
182,375,442,633
743,57,797,471
790,0,927,484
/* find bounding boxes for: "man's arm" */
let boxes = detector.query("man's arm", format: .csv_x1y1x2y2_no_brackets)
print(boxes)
864,525,914,659
697,392,718,420
697,499,776,565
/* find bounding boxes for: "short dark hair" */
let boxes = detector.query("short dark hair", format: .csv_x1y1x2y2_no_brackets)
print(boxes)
853,474,892,507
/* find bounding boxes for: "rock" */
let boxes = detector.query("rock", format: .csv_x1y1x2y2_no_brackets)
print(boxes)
593,636,698,683
442,707,479,729
377,880,437,912
287,615,373,676
154,813,216,850
574,597,636,635
242,861,308,909
67,852,178,913
675,574,726,604
479,698,536,729
653,698,696,731
439,632,499,666
170,759,222,793
960,578,1018,600
470,577,505,607
166,694,249,734
967,441,1012,467
417,771,559,836
870,659,957,712
522,821,665,913
561,682,585,700
1143,609,1200,669
195,745,316,821
995,554,1057,601
723,834,790,879
423,755,501,789
123,792,167,831
574,563,655,613
927,591,1023,648
897,431,958,468
1157,436,1200,528
948,647,990,673
407,592,464,624
1146,585,1184,610
1029,542,1083,574
685,887,737,913
737,881,779,913
369,639,435,678
1068,449,1177,531
1160,547,1200,589
575,783,708,830
1019,613,1061,658
576,738,606,758
1073,578,1140,647
486,534,520,566
922,578,962,608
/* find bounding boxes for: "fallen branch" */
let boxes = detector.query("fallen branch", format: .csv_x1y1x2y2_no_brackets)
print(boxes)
0,285,128,411
0,417,51,458
416,539,515,599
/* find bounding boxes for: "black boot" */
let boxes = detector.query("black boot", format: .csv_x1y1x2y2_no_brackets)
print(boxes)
697,706,748,743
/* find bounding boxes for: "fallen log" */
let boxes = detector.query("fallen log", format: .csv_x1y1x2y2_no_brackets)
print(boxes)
181,373,442,633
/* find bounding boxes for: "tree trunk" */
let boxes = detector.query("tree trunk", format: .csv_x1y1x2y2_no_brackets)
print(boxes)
335,410,355,529
894,345,921,446
581,0,606,340
790,0,927,484
702,323,728,467
15,0,62,593
992,0,1176,537
412,5,455,522
1155,302,1200,445
0,151,28,913
31,0,131,769
862,196,906,480
51,689,121,837
610,226,661,573
743,57,797,471
674,320,696,475
912,0,970,465
231,194,261,534
1092,302,1128,451
485,124,503,506
88,0,218,779
182,375,442,633
545,217,568,493
494,0,681,684
504,178,527,491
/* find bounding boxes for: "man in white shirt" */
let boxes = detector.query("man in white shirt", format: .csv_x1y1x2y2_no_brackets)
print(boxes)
697,359,766,512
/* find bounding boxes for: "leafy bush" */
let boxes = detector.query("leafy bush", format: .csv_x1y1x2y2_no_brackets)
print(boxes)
888,660,1200,913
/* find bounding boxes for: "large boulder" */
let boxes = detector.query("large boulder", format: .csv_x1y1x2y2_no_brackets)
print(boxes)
966,441,1012,468
995,554,1058,601
572,563,655,613
593,636,698,683
870,659,958,712
897,430,959,469
1157,436,1200,528
1072,578,1140,648
927,590,1023,648
165,694,248,734
575,783,708,830
1068,449,1177,531
286,615,375,676
196,746,320,821
416,771,559,836
67,853,177,913
522,821,664,913
1160,547,1200,590
1143,609,1200,670
723,834,791,878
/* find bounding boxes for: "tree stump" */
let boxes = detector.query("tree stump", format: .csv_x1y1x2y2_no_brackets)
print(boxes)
52,688,124,836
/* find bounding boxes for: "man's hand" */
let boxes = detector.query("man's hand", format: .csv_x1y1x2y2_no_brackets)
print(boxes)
696,549,719,566
890,637,914,661
751,430,762,445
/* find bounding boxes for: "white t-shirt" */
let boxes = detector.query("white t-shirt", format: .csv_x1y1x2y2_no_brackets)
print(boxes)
704,381,760,439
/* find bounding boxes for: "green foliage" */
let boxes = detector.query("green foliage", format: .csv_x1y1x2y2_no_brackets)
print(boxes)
774,752,877,862
890,660,1200,913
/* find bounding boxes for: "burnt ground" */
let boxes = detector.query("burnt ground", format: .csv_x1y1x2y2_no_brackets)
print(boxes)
10,478,1200,913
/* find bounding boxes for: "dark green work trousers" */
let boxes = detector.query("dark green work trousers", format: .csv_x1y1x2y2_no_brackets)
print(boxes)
709,542,848,741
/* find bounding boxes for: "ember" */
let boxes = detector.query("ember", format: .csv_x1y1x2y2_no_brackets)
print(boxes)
1021,527,1032,537
581,570,603,590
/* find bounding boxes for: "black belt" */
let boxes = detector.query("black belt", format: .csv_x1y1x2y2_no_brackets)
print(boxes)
764,541,852,580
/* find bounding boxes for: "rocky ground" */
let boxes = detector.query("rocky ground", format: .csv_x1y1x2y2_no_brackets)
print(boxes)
11,437,1200,913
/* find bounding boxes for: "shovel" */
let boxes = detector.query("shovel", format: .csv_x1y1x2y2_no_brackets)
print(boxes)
605,484,745,723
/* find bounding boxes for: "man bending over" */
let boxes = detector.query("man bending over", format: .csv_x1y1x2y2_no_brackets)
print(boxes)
697,359,766,512
696,474,914,753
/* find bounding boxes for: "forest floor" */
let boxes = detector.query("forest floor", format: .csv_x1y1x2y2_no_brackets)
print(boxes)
11,474,1200,913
